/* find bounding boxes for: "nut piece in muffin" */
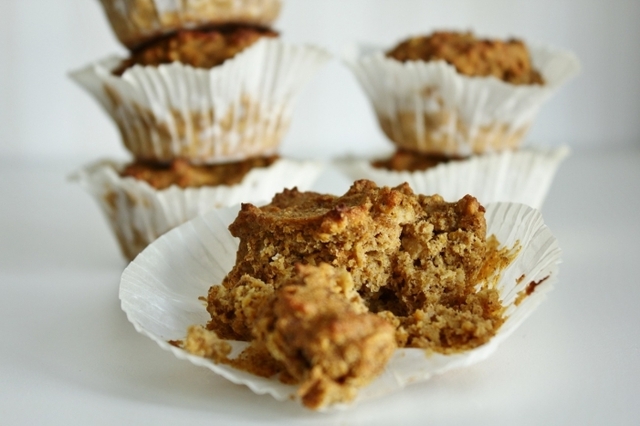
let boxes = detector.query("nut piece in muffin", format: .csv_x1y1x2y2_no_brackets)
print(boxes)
120,155,278,189
114,25,278,75
387,31,543,85
253,263,397,409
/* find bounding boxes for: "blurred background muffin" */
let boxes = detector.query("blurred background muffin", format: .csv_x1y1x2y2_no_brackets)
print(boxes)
339,30,578,207
347,30,579,158
71,28,330,164
70,0,329,260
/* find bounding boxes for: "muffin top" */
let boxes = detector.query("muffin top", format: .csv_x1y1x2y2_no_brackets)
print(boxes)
113,25,278,75
120,156,278,190
386,31,544,85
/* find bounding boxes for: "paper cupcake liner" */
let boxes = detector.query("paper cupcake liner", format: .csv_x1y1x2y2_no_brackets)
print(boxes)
335,146,569,209
346,43,580,156
72,158,324,260
120,200,561,410
70,39,331,164
99,0,282,49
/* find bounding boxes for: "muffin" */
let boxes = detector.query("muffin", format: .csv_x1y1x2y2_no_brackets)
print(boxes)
386,31,544,86
120,155,278,189
99,0,282,49
118,182,562,409
206,180,500,347
346,30,580,157
73,157,324,260
341,30,578,207
188,181,508,408
70,37,331,164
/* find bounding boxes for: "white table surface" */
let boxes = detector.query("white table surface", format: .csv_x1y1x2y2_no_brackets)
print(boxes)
1,148,639,425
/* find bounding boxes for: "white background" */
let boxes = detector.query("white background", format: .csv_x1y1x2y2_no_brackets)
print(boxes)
1,0,639,162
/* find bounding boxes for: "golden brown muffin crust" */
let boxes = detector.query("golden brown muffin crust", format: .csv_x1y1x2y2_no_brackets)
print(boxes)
386,31,544,85
120,155,278,190
113,25,278,75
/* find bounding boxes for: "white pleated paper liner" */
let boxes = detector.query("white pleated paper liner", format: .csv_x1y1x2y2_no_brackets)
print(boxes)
99,0,282,49
72,158,323,261
336,146,569,209
70,39,331,164
345,43,580,157
120,201,561,410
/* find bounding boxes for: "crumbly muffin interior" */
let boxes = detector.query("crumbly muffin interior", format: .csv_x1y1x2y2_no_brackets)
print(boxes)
386,31,544,85
254,264,397,409
186,263,397,410
206,180,511,349
184,180,517,408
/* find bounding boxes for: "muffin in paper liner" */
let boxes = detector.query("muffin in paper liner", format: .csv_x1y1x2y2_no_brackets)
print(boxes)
119,200,561,410
72,158,323,260
335,146,569,209
70,39,331,164
99,0,282,49
345,43,580,157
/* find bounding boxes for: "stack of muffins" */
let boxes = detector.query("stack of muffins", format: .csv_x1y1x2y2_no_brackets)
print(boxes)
71,0,330,260
341,31,580,208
